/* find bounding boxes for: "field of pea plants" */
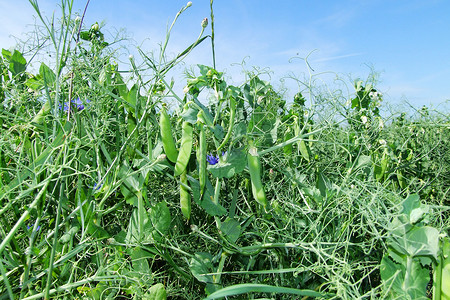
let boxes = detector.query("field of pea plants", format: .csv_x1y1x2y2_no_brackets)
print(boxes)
1,1,449,299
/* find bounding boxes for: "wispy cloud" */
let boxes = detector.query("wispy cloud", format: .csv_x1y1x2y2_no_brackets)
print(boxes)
312,52,364,63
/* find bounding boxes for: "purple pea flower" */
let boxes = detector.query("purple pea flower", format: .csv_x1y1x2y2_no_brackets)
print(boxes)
27,225,41,232
206,154,219,165
60,98,91,112
93,183,102,191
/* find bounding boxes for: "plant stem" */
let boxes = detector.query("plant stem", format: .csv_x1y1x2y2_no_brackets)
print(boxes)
210,0,216,69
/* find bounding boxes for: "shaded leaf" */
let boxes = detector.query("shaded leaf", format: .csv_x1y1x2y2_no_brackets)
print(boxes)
189,252,214,283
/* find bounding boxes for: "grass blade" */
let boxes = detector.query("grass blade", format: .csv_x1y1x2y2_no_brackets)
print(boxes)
203,283,332,299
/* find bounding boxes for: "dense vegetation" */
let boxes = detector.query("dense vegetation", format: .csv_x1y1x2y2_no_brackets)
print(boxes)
0,1,449,299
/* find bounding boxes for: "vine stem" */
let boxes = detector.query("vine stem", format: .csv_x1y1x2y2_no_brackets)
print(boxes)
67,0,91,121
210,0,216,69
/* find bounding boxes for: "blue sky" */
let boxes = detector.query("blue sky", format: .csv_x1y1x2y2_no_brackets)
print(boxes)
1,0,449,109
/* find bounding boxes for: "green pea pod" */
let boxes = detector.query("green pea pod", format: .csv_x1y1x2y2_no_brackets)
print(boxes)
248,146,268,209
174,121,193,176
217,96,236,151
198,124,207,195
180,170,191,220
160,106,178,163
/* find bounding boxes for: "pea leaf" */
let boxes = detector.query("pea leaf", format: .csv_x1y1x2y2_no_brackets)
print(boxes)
201,179,227,216
208,149,246,178
150,202,171,240
380,254,429,299
219,218,241,244
39,62,56,86
189,252,214,283
144,283,167,300
181,106,199,124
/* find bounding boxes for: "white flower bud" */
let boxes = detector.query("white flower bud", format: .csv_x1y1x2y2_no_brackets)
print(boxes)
186,1,192,8
201,18,208,28
183,85,190,94
157,154,167,161
379,139,387,146
360,115,368,124
129,54,134,60
91,23,99,32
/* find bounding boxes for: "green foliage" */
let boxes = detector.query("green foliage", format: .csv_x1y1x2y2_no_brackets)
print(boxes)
0,0,448,299
380,194,440,299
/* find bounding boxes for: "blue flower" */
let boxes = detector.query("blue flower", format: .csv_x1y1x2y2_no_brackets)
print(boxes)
27,225,41,231
93,183,102,191
206,154,219,165
60,98,91,112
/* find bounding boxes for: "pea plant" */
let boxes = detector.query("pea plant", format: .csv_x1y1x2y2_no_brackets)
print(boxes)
0,0,449,299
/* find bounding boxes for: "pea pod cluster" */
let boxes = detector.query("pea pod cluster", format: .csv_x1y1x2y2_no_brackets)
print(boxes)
159,106,178,163
247,146,268,209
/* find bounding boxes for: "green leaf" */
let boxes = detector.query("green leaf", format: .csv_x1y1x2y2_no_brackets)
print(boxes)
25,74,43,90
87,223,110,240
144,283,167,300
80,31,91,41
219,218,241,244
125,206,153,243
181,106,199,124
125,83,139,113
7,49,27,76
203,283,331,299
189,252,214,283
401,194,421,217
211,124,224,141
208,149,246,178
200,178,227,216
130,246,152,274
233,122,247,141
390,224,440,259
299,139,311,162
380,254,429,300
187,175,202,205
355,155,371,170
149,202,171,239
39,62,56,86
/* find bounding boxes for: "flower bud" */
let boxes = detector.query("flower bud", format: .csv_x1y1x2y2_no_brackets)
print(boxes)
91,23,99,32
360,115,368,124
183,85,190,94
186,1,192,8
201,18,208,28
129,54,134,60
